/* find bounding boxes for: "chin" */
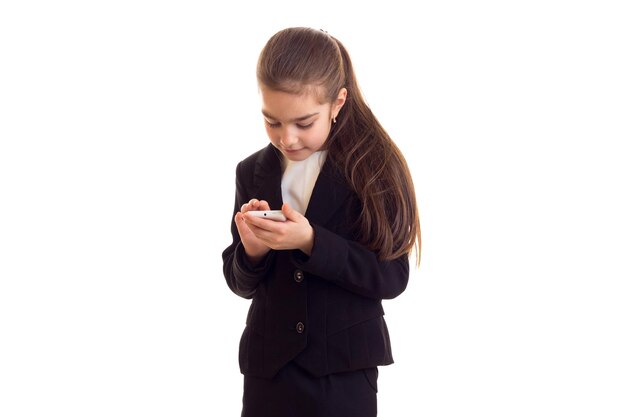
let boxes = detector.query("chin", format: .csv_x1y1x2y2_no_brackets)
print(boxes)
282,149,310,161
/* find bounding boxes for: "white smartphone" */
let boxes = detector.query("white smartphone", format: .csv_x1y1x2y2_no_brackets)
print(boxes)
247,210,287,222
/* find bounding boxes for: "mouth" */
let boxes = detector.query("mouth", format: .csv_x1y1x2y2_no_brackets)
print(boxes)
282,147,304,154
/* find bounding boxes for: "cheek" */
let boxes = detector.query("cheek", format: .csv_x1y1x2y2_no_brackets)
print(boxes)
264,127,279,142
311,124,331,146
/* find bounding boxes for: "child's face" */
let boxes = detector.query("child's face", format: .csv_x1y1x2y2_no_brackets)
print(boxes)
259,86,344,162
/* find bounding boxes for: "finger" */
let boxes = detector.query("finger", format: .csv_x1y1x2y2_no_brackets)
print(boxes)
243,212,279,232
281,203,301,221
241,200,255,212
257,200,271,211
234,212,251,234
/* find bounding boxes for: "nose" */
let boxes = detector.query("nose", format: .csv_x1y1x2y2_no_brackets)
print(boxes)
279,126,298,147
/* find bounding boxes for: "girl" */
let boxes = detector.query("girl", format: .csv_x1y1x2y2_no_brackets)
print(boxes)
222,27,421,417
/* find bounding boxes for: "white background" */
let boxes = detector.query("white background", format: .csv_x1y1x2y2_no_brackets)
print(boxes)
1,1,625,416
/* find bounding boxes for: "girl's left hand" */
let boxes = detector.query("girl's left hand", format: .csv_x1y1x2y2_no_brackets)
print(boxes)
242,203,315,256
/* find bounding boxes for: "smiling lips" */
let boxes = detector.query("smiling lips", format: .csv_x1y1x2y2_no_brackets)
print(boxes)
283,147,304,153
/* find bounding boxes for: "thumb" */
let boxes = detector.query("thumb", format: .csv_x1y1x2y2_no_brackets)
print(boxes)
281,203,301,221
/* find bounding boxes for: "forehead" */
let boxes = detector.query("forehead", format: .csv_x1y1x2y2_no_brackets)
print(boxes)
260,86,329,119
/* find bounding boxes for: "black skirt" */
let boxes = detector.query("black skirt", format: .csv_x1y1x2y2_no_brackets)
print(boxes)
241,362,378,417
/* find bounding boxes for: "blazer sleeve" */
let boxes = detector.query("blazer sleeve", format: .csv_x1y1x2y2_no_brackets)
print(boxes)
293,223,409,300
223,242,275,299
222,161,275,299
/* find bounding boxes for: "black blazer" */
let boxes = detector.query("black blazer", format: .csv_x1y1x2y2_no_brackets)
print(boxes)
222,144,409,378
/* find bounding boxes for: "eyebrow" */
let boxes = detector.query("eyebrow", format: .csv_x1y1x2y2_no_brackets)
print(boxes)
261,110,319,123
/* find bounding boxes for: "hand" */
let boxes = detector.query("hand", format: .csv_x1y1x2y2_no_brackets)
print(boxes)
242,203,315,256
234,199,272,263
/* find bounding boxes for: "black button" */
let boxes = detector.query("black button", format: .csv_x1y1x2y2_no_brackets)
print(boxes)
294,270,304,283
296,322,305,334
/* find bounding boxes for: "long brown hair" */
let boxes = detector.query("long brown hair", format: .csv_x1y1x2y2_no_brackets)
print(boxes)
257,27,421,263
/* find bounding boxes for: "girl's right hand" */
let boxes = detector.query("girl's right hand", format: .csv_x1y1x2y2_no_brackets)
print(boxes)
235,199,272,263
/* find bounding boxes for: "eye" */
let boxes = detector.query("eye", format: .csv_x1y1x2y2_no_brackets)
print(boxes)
296,122,314,129
265,120,281,129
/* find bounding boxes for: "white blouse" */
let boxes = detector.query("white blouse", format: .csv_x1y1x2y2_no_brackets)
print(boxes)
281,151,327,215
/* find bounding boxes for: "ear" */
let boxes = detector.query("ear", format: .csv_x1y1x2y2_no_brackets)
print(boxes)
331,87,347,119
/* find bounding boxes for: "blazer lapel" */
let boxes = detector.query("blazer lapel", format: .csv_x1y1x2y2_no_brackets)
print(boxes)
305,160,352,226
252,144,283,210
